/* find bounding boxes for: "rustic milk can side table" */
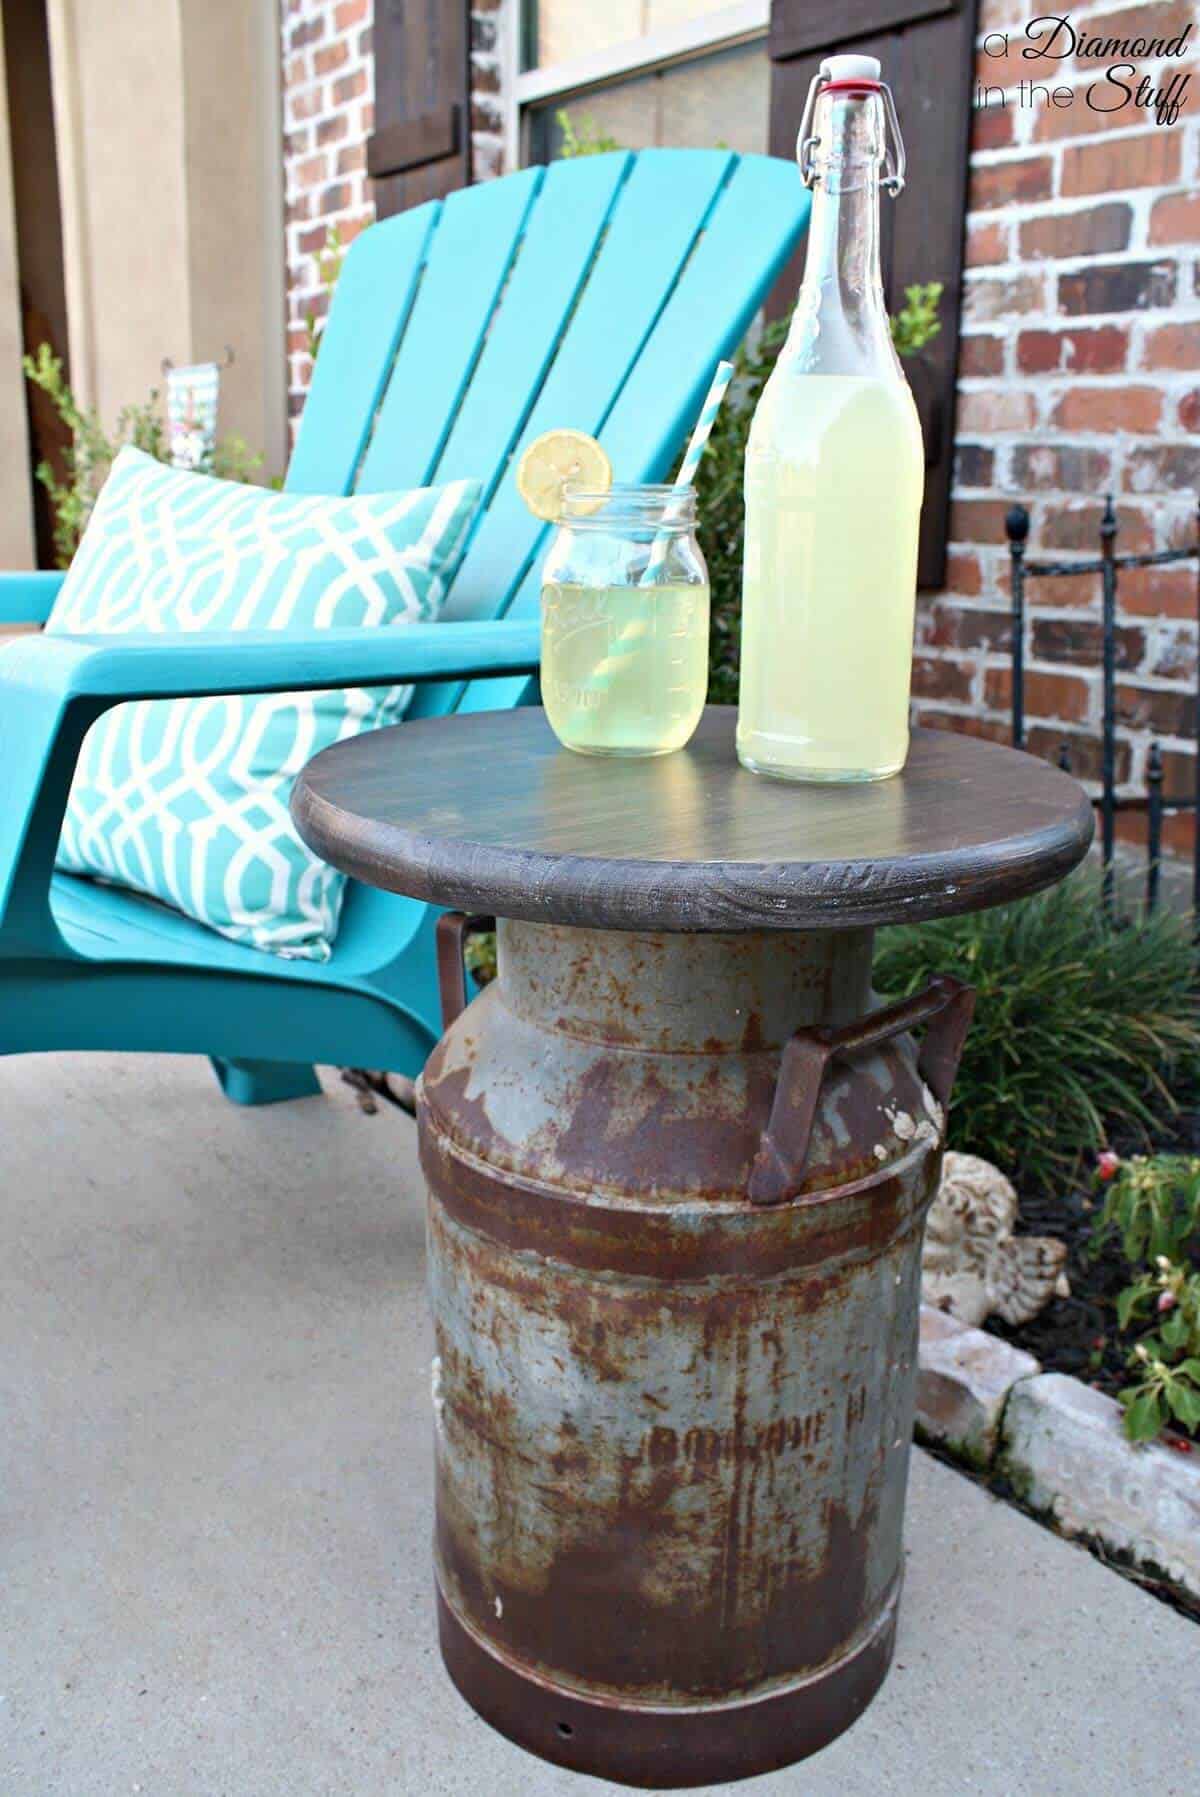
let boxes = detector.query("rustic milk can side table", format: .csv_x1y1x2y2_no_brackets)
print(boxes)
292,706,1092,1790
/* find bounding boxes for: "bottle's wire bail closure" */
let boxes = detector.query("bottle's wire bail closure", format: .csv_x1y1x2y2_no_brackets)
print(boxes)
797,65,906,197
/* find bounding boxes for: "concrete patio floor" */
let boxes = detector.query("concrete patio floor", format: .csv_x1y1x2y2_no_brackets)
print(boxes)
1,1052,1195,1797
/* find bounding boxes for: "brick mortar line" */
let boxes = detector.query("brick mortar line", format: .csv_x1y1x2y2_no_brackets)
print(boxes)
969,219,1190,255
965,260,1200,280
964,256,1196,278
956,368,1200,381
964,278,1200,298
970,127,1200,167
923,647,1199,699
964,243,1200,270
955,427,1195,440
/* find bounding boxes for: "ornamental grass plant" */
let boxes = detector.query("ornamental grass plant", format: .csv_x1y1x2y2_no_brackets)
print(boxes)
874,873,1200,1197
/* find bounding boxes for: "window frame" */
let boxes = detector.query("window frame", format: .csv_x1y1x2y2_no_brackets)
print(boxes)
508,0,770,168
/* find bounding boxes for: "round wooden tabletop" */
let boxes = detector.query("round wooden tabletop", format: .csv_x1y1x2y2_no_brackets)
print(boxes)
292,707,1094,933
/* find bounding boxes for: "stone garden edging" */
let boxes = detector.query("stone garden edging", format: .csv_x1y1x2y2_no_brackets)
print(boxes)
916,1306,1200,1602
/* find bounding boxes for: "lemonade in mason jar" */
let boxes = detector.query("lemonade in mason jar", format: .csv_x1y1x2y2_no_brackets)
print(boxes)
539,484,710,758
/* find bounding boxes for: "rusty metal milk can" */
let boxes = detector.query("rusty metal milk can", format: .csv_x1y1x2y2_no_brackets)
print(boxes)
419,914,972,1788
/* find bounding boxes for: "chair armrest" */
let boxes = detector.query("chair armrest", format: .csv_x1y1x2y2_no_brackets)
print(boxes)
0,578,64,636
0,618,540,955
0,570,65,625
2,618,541,701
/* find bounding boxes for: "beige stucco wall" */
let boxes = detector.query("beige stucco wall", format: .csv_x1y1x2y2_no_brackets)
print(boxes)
180,0,287,471
48,0,286,480
0,11,36,570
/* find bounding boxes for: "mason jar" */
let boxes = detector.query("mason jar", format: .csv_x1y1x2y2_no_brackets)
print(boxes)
540,484,710,758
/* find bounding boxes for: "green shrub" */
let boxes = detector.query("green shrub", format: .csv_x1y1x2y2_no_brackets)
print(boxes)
694,319,787,703
873,874,1200,1196
1085,1154,1200,1443
304,224,346,362
23,343,262,567
1114,1257,1200,1442
890,281,943,358
1094,1152,1200,1267
555,109,621,157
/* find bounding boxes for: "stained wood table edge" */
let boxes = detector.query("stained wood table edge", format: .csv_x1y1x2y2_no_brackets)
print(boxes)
293,723,1096,934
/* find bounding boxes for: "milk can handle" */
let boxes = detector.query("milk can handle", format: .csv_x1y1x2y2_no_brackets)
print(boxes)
435,911,496,1031
748,974,975,1207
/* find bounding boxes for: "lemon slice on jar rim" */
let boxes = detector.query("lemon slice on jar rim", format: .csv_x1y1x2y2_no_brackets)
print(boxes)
516,428,612,522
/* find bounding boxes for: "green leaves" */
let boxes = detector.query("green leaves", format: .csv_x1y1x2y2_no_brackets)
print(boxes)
1097,1155,1200,1266
694,318,787,704
874,874,1200,1197
1113,1261,1200,1446
1119,1352,1200,1444
555,110,621,158
23,342,264,567
1121,1386,1167,1443
304,224,345,364
877,876,1200,1452
890,282,943,357
1116,1281,1150,1331
1170,1382,1200,1428
1160,1307,1190,1352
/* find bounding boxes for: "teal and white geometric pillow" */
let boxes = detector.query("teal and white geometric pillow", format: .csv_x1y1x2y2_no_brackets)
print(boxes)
48,448,480,961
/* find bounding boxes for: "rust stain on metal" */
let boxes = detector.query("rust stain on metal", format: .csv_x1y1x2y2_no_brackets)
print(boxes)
421,917,970,1786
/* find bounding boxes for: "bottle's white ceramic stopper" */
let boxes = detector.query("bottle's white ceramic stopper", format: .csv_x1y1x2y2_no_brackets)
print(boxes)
820,54,882,83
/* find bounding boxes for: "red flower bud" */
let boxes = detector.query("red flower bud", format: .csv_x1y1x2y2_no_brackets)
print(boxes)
1097,1151,1120,1181
1157,1290,1177,1313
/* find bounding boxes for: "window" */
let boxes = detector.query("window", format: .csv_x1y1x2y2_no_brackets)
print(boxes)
513,1,770,165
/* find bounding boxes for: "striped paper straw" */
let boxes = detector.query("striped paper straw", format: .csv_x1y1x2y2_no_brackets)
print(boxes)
640,359,735,588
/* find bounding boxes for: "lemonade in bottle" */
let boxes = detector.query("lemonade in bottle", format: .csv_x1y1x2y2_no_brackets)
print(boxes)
737,55,924,783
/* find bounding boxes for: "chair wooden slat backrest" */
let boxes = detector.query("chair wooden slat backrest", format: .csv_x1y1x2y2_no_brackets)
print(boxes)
355,167,544,494
284,202,438,497
287,149,807,725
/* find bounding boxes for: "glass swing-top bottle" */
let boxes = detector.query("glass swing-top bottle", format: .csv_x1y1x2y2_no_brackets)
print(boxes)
737,55,924,783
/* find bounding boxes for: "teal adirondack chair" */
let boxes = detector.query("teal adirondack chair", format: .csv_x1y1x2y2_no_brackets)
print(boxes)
0,150,808,1105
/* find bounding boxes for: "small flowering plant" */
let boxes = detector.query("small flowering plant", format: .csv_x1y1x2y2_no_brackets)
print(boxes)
1092,1152,1200,1267
1094,1154,1200,1442
1116,1259,1200,1442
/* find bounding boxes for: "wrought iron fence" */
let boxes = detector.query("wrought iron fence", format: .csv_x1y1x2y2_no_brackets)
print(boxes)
1005,497,1200,916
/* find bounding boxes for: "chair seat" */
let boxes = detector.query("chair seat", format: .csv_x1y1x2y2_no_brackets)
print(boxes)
51,873,353,984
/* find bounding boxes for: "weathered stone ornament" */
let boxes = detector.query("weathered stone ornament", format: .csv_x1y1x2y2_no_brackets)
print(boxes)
922,1151,1069,1326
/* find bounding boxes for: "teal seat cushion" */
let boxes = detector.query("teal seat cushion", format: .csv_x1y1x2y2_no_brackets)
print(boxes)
48,448,479,961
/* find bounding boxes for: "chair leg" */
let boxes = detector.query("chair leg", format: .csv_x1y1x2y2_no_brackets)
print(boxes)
210,1057,322,1106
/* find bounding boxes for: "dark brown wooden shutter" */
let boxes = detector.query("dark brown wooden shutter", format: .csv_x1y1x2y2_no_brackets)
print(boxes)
368,0,472,217
768,0,979,589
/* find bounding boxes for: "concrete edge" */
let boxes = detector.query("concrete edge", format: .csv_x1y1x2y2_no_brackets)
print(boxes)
915,1305,1200,1603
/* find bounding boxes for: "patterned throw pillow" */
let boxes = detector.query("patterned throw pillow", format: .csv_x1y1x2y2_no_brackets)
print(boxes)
48,448,480,961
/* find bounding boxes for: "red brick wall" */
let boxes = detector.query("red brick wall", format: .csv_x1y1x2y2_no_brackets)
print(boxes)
280,0,505,428
915,0,1199,852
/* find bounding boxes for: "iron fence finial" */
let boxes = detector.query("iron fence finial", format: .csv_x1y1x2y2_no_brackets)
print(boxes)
1005,503,1030,545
